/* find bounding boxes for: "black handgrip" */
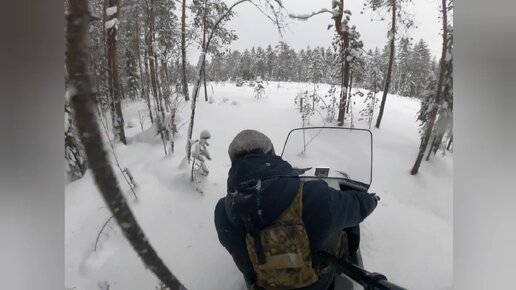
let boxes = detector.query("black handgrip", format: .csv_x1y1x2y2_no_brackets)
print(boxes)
317,252,408,290
374,279,408,290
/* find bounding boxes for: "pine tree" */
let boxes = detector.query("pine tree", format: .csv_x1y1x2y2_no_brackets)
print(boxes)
394,37,412,96
428,26,453,158
105,0,127,144
265,44,276,80
180,0,190,100
124,47,140,100
333,3,352,126
410,39,432,98
240,49,254,80
411,0,450,175
255,46,267,79
365,0,413,128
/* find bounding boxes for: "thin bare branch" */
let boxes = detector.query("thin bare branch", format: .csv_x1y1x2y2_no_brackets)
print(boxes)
288,9,332,21
94,215,115,251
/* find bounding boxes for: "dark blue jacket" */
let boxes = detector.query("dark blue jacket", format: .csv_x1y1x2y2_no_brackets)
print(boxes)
214,154,377,290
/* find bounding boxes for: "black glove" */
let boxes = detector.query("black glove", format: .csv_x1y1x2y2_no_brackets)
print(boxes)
369,192,380,202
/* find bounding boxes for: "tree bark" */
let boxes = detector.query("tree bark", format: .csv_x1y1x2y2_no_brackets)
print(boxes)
202,0,209,102
346,71,353,114
335,0,350,126
432,131,445,155
425,136,434,161
65,2,184,288
411,0,448,175
161,58,172,112
146,0,169,155
181,0,190,101
106,0,127,144
135,20,154,123
375,0,396,129
146,0,166,129
143,41,154,123
446,134,453,151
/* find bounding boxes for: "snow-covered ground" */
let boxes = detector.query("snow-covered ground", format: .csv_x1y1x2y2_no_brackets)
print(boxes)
65,81,452,290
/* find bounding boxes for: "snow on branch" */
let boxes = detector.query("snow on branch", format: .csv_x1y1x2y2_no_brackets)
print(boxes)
105,18,118,29
288,8,332,21
106,6,117,17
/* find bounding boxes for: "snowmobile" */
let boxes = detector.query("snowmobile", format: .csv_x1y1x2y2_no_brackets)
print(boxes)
281,127,407,290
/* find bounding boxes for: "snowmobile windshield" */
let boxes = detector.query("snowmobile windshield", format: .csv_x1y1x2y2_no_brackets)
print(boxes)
280,127,373,187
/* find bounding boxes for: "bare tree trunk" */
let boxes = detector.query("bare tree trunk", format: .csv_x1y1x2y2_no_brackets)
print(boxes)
65,2,184,288
202,0,209,102
346,71,353,114
203,65,208,101
161,58,172,112
312,83,316,111
143,43,154,123
432,131,445,155
65,103,87,181
146,0,166,131
106,0,127,144
156,61,165,111
135,20,154,123
397,68,402,94
425,136,434,161
146,0,169,155
181,0,190,101
335,0,350,126
411,0,448,175
446,134,453,151
375,0,396,129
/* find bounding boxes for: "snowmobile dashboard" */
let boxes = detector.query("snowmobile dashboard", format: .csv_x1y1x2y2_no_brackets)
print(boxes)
295,167,370,193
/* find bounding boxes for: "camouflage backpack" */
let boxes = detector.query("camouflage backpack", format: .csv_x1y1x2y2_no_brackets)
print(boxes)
245,182,319,290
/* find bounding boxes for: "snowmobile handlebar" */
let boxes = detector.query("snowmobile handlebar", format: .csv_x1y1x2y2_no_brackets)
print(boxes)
317,252,408,290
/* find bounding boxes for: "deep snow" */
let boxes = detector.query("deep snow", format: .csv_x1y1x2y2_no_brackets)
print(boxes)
65,81,452,290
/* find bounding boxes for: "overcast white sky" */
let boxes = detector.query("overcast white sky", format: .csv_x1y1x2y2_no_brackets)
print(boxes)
189,0,447,62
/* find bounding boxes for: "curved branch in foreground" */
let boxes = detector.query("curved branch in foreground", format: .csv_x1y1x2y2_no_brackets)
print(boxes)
65,1,185,289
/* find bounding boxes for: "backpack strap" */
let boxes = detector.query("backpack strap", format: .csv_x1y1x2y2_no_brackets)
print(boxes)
245,219,267,265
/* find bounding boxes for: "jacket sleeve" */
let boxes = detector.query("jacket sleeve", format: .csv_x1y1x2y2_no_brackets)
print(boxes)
305,180,378,232
214,198,256,288
329,186,377,231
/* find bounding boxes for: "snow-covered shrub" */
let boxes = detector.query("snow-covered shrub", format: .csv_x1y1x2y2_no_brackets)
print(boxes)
295,90,315,127
358,89,379,129
321,85,339,122
191,130,211,190
235,77,244,87
254,77,265,99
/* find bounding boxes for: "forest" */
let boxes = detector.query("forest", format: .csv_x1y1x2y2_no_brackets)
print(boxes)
65,0,453,289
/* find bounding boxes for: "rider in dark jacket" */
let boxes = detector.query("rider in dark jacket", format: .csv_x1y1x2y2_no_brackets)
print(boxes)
214,129,378,290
